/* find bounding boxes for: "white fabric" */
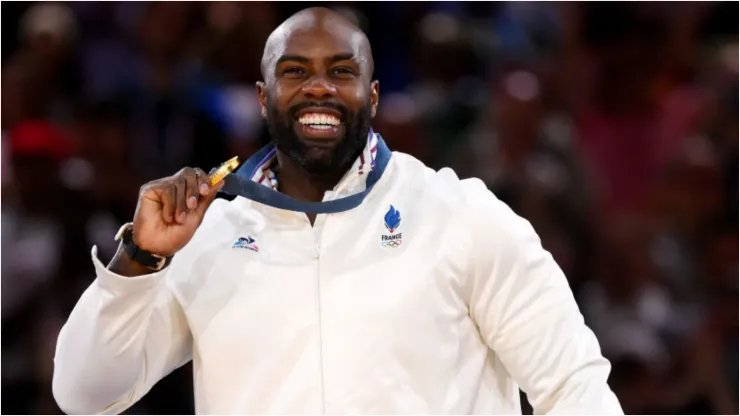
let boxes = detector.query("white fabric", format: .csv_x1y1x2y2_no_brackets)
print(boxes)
52,148,623,415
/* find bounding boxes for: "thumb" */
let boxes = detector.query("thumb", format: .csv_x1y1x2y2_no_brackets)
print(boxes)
196,180,225,219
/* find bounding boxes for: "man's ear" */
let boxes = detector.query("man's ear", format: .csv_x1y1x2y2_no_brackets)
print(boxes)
370,80,379,118
256,81,267,118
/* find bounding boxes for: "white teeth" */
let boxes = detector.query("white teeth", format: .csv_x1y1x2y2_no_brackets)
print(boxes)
298,113,340,126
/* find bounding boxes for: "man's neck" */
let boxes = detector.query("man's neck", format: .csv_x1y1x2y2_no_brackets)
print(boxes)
274,151,347,203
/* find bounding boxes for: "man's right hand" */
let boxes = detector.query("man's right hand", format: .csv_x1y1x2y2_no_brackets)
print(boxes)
132,167,223,258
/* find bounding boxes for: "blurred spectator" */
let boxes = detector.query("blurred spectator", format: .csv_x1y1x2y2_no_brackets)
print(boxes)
2,120,71,317
13,2,82,124
451,66,597,291
1,119,81,414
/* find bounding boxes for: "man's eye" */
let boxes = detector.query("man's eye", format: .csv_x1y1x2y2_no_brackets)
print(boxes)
332,67,355,76
282,68,305,76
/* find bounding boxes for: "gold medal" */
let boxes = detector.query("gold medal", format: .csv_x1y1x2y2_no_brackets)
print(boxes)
209,156,240,185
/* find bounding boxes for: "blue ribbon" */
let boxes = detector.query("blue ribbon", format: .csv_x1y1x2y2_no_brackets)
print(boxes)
217,132,391,214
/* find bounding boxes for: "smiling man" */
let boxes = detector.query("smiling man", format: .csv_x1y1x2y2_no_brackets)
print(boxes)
256,10,379,215
52,7,623,415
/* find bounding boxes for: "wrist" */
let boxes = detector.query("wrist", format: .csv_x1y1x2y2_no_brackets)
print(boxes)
113,223,173,272
108,247,158,277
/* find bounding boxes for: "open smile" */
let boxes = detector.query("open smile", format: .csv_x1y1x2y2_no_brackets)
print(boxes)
294,108,345,140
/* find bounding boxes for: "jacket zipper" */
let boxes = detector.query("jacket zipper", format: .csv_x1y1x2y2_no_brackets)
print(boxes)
316,242,326,414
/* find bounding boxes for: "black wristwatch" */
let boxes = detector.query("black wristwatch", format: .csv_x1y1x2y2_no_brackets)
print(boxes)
114,223,173,271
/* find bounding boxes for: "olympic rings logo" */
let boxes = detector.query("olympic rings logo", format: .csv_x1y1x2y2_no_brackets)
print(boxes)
381,240,402,248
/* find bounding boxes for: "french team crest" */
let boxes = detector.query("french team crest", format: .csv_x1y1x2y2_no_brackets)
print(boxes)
381,205,403,248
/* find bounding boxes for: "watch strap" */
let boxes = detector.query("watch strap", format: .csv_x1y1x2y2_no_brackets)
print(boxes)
115,223,173,271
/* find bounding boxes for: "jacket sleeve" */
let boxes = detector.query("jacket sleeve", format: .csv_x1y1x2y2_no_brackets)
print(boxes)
464,182,623,415
52,246,192,415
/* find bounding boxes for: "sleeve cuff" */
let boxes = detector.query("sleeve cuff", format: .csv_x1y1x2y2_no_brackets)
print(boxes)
91,245,170,294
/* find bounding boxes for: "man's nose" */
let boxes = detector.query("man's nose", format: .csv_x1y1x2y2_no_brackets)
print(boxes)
302,76,337,99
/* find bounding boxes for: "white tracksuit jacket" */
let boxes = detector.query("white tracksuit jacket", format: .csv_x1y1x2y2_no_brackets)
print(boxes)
52,135,623,415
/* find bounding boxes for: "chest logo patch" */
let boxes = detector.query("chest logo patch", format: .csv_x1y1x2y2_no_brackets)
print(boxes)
381,205,403,248
232,236,259,252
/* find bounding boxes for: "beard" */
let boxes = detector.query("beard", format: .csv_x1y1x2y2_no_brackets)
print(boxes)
265,97,373,175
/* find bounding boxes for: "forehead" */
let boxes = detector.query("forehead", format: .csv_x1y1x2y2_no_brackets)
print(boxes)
265,18,368,66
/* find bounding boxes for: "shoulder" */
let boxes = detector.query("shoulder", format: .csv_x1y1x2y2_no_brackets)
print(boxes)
390,151,482,204
392,151,537,248
392,152,523,223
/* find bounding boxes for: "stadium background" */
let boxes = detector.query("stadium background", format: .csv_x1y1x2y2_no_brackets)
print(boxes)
1,1,737,414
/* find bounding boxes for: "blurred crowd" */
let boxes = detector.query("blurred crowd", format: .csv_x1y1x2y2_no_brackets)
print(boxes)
1,1,737,414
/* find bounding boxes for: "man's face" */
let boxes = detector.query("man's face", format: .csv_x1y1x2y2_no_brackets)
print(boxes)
259,21,379,175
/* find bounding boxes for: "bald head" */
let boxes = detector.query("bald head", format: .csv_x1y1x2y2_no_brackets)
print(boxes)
260,7,374,81
255,7,380,176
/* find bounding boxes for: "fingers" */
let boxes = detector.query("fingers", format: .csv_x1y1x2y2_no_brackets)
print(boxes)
183,168,200,211
140,167,225,227
160,185,176,224
140,180,177,224
185,168,219,218
194,168,211,197
165,167,202,224
175,167,224,223
196,181,222,213
173,175,188,224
